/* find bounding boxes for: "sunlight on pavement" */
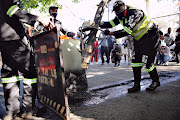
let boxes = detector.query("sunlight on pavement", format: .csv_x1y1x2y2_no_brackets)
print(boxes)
87,71,107,78
87,75,95,78
70,113,95,120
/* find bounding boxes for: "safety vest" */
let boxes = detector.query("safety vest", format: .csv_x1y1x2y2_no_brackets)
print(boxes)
110,7,154,40
6,5,20,17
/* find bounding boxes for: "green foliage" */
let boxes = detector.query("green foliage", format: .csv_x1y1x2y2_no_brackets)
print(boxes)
21,0,82,13
21,0,61,13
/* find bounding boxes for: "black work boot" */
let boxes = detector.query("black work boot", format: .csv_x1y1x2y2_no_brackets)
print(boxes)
128,67,141,93
128,83,141,93
146,68,160,91
146,81,160,91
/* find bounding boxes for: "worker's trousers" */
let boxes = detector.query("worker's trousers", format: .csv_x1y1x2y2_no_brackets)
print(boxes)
3,81,37,116
131,25,160,83
0,36,37,116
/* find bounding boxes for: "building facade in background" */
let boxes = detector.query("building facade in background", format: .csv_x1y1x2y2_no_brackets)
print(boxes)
148,0,180,34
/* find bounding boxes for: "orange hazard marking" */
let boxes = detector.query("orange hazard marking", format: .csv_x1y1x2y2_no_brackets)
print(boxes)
60,35,72,40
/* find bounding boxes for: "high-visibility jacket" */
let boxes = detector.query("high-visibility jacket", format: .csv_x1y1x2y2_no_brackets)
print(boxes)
100,6,154,40
0,0,38,41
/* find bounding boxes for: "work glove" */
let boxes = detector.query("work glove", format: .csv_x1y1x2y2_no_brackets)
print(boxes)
37,16,55,31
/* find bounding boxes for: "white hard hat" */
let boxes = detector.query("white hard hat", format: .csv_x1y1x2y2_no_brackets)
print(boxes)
161,42,166,47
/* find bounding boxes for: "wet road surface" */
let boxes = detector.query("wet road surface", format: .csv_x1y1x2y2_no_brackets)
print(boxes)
70,71,180,109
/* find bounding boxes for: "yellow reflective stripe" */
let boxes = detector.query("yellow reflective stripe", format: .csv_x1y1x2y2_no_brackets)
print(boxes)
65,32,68,37
145,65,155,72
23,78,37,84
119,19,132,34
132,21,153,40
133,16,147,31
131,63,143,67
110,20,116,27
6,5,20,17
24,23,32,28
125,18,127,24
1,76,19,83
31,78,37,84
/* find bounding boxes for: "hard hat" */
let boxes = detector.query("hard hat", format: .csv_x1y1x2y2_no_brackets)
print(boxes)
113,0,125,12
49,6,58,12
161,42,166,47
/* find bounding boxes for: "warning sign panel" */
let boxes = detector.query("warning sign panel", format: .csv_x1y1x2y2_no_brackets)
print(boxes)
33,31,69,120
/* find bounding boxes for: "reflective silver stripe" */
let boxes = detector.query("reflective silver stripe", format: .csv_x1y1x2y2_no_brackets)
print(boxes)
1,76,19,83
23,78,37,84
124,27,132,34
31,79,37,84
110,20,116,27
132,20,153,38
6,5,20,17
133,16,147,31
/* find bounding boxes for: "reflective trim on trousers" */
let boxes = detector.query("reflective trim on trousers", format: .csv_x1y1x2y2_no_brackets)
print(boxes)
131,63,143,67
23,78,37,85
145,64,155,72
1,76,19,83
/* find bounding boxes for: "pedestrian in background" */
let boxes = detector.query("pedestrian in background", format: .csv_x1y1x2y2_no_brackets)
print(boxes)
100,0,160,93
91,40,99,63
157,42,171,65
107,34,117,56
121,38,128,63
174,28,180,64
164,27,174,47
74,32,81,39
99,32,110,65
111,44,122,67
0,0,54,120
155,30,164,65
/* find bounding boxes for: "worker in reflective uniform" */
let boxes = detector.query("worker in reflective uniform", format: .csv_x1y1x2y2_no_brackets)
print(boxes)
0,0,54,119
49,6,75,37
100,0,160,93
